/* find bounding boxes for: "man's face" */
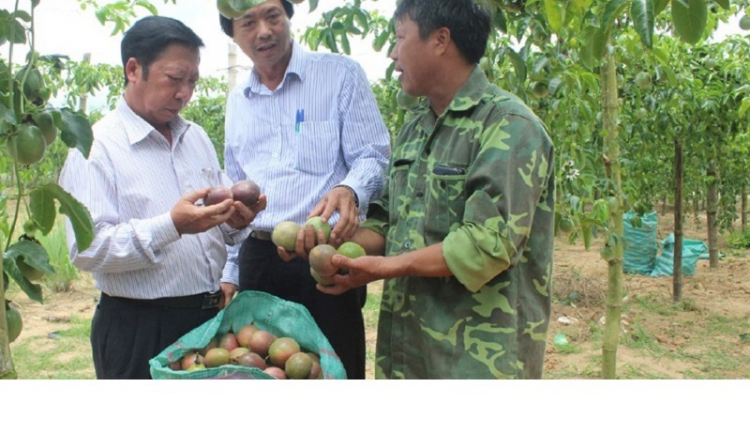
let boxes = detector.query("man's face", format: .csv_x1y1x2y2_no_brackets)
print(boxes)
126,43,199,127
390,15,432,97
231,0,292,69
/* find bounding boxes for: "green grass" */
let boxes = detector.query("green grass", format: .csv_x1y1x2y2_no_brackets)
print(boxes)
11,314,95,379
37,218,79,292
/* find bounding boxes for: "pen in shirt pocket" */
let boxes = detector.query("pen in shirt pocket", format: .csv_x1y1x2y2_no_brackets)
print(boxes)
295,109,305,133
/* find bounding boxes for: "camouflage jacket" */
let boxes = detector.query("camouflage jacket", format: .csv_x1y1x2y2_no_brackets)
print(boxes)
360,67,555,379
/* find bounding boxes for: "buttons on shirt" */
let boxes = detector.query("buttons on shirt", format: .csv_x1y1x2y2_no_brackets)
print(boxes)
403,241,412,250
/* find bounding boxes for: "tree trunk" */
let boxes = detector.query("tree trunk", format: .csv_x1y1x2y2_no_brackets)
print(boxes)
673,136,683,302
661,195,667,216
600,50,623,380
742,185,747,232
79,53,91,114
228,42,238,92
707,160,720,268
1,244,19,379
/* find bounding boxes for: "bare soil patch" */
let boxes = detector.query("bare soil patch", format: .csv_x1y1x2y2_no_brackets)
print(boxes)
8,211,750,379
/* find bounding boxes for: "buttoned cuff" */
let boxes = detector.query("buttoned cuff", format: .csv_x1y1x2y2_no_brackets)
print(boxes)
150,212,181,251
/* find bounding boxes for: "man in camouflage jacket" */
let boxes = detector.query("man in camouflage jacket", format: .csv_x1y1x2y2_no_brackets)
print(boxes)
318,0,555,379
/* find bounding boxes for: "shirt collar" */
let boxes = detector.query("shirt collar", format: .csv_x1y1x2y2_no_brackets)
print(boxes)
243,39,306,98
116,97,190,146
444,65,488,113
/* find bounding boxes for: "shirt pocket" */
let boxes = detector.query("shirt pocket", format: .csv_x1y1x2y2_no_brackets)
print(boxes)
388,159,414,226
293,120,338,175
425,164,467,238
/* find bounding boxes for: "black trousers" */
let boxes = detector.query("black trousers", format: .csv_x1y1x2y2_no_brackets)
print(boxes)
239,236,367,379
91,292,219,379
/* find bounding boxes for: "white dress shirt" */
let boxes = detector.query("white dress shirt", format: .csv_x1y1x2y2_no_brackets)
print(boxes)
222,40,390,281
59,98,249,299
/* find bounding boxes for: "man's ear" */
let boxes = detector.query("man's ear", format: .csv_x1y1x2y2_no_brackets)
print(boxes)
125,58,140,84
433,27,452,56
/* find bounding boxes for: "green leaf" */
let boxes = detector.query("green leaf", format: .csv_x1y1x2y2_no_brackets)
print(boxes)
713,0,729,10
9,21,26,44
340,32,351,55
494,8,508,34
29,188,57,236
602,0,633,30
739,97,750,118
59,108,93,158
631,0,655,48
3,240,50,303
0,100,15,124
544,0,567,32
36,183,94,252
580,27,607,70
373,30,389,52
654,0,670,15
671,0,707,44
134,0,159,16
11,11,32,22
309,0,319,13
506,47,527,84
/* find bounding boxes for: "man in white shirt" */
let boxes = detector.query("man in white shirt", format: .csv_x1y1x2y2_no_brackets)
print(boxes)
60,16,265,379
219,0,390,378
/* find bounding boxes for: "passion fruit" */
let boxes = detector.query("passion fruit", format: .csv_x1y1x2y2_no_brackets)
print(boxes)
309,244,338,277
304,216,331,243
8,124,47,166
32,111,58,146
6,303,23,343
272,221,301,252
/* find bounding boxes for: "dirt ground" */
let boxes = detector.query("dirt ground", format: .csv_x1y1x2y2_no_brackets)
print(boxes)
8,211,750,379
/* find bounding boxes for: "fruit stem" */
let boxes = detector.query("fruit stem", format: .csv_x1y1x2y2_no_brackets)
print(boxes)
5,158,24,251
6,0,21,117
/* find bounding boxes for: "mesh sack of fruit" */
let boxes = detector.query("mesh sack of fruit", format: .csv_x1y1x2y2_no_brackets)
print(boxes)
149,290,346,379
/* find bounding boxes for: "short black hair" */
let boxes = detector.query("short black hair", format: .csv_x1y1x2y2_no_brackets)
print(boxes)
394,0,491,64
121,16,204,86
219,0,295,37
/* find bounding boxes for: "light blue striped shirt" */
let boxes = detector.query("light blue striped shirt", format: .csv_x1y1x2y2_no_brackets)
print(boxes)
59,99,249,299
222,41,390,281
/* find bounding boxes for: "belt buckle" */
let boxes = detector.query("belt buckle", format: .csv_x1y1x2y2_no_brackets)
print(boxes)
201,291,222,309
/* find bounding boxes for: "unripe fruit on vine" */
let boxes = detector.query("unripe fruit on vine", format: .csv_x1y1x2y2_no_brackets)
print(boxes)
6,303,23,343
15,66,46,102
8,124,46,166
635,107,648,120
635,71,652,89
33,112,58,146
558,218,574,234
531,82,550,99
739,15,750,31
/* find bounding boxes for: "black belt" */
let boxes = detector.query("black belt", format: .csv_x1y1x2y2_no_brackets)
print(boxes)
250,230,273,241
101,291,222,310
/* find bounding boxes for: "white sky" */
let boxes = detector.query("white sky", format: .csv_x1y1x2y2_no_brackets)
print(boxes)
23,0,397,83
6,0,747,109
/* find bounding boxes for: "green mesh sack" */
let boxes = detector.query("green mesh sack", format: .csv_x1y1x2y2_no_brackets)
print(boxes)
623,211,659,275
149,291,346,379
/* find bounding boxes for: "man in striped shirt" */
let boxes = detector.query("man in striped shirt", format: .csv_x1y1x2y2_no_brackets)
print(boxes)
219,0,390,379
59,16,265,379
